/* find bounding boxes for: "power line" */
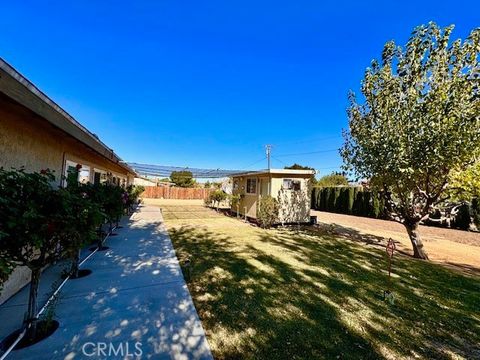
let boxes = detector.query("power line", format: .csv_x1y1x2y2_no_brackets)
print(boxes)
316,166,344,170
275,148,340,158
271,155,287,166
240,157,267,170
273,135,342,146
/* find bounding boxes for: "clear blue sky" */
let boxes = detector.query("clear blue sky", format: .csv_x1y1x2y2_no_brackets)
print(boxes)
1,1,477,176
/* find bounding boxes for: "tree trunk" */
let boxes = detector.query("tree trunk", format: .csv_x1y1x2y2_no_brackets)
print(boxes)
97,228,103,249
71,249,80,278
404,222,429,260
26,267,41,339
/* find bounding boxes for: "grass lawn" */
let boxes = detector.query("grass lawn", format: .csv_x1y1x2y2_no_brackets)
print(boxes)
161,204,480,360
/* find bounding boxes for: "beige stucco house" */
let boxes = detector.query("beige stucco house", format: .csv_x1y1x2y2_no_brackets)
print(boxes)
0,58,136,187
231,169,315,224
0,58,136,304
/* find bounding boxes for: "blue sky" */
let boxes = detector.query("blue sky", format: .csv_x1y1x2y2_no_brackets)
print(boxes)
1,1,477,176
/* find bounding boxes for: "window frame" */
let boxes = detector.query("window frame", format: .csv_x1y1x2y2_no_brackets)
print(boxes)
282,178,301,191
93,168,108,185
246,178,257,195
78,165,91,184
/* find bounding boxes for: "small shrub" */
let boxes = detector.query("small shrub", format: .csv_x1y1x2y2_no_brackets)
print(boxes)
453,203,471,230
126,185,144,210
257,196,279,228
209,190,227,210
471,197,480,230
230,194,241,215
204,196,212,207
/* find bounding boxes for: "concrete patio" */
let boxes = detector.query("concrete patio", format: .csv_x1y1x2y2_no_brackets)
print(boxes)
0,205,212,360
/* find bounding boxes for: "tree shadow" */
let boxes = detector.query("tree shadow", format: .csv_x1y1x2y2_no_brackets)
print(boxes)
170,224,480,360
309,221,480,276
0,214,212,359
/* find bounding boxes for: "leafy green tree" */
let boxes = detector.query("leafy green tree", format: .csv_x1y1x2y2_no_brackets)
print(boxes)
170,170,195,188
59,182,103,278
342,23,480,259
448,162,480,200
0,168,61,338
284,163,314,170
285,164,317,185
316,173,349,187
102,184,124,231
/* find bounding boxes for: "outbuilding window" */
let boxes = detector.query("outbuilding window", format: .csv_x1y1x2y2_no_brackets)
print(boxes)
283,178,301,191
246,178,257,194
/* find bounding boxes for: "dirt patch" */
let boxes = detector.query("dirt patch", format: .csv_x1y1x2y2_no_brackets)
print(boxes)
311,210,480,275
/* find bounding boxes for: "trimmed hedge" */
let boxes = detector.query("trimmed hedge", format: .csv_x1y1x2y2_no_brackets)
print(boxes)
311,186,385,219
311,187,477,231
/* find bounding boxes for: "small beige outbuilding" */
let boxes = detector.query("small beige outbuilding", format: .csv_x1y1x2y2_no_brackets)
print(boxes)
230,169,315,224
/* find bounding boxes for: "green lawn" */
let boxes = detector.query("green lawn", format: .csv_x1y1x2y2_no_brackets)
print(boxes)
162,205,480,360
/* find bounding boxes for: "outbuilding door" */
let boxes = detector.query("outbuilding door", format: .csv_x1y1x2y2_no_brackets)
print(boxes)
259,178,269,197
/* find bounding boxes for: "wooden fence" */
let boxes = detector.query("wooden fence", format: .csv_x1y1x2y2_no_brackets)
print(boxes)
142,186,211,200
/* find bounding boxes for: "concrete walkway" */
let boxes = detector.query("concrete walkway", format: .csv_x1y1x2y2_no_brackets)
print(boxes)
0,205,213,360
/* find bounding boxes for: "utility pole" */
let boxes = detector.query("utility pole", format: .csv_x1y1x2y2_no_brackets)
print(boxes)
265,144,272,170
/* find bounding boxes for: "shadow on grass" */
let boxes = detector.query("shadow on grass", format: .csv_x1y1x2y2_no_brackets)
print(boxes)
311,221,480,277
169,225,480,360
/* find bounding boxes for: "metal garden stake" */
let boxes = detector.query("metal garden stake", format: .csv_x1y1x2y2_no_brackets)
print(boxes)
384,238,396,304
183,258,191,282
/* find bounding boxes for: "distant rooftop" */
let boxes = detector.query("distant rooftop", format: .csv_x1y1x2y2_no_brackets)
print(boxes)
230,168,316,177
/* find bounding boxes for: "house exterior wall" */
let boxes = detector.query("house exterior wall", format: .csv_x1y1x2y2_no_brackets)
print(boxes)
231,173,313,223
133,177,157,187
0,94,131,186
0,93,134,305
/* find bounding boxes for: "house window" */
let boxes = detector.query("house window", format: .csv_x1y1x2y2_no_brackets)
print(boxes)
66,164,79,186
64,160,91,186
94,172,101,185
78,166,90,184
94,169,108,185
246,178,257,194
283,178,301,191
